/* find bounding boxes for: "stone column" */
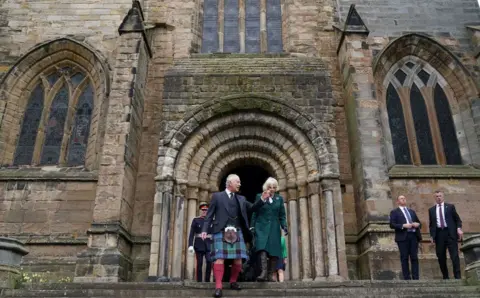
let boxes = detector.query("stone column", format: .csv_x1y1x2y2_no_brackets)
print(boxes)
297,183,312,280
218,0,225,52
259,0,267,53
460,234,480,285
238,0,246,53
75,2,151,282
185,186,199,280
336,5,393,280
287,186,300,280
171,182,188,280
0,238,28,289
279,189,290,280
148,179,174,280
308,181,325,280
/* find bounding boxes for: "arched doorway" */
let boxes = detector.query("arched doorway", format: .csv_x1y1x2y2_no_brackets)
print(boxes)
151,96,346,281
218,164,271,203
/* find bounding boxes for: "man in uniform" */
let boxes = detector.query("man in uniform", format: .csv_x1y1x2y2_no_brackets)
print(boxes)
188,202,213,282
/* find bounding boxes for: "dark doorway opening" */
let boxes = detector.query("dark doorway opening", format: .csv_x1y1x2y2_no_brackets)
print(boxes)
218,164,271,203
218,164,271,282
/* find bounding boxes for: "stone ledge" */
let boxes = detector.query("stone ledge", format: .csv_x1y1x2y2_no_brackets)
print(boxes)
388,165,480,178
0,167,98,181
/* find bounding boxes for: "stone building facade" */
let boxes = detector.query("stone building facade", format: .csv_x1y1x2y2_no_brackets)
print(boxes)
0,0,479,282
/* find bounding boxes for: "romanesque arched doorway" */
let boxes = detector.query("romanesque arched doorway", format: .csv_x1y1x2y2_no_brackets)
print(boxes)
149,95,347,281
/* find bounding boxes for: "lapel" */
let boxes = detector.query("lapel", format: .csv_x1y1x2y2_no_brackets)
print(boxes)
397,207,406,223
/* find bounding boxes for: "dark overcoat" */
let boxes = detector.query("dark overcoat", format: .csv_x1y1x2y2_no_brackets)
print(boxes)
251,193,287,258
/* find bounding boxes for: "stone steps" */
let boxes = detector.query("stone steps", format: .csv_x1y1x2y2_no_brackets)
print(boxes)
2,281,479,298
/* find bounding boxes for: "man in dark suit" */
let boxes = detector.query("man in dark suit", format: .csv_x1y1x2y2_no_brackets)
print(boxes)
188,202,213,282
201,174,266,298
389,195,422,280
429,190,463,279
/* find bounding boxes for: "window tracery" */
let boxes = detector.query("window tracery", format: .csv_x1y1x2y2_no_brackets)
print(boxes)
385,58,462,166
13,66,94,166
201,0,283,53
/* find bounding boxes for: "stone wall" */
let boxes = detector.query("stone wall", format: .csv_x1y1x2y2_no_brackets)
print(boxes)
0,176,96,275
337,0,480,49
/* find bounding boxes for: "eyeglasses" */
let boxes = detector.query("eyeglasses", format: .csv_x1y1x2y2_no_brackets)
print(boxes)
201,209,208,211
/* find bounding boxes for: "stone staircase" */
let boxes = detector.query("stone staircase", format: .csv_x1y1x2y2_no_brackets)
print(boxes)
1,280,479,298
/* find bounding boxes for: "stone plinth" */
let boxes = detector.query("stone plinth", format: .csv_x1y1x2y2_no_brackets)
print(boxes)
0,237,29,289
460,234,480,285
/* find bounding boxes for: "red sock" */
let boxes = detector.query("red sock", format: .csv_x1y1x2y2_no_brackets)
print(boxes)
213,263,224,289
229,263,242,283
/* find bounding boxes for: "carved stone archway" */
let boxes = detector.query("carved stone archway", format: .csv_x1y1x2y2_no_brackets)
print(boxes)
149,95,347,281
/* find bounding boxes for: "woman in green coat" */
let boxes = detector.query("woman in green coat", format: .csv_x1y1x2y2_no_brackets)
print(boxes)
251,177,288,281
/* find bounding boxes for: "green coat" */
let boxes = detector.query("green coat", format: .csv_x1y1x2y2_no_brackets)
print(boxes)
251,193,287,258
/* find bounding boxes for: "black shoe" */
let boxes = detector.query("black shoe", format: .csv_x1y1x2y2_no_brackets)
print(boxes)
256,251,268,281
230,282,241,290
213,288,222,297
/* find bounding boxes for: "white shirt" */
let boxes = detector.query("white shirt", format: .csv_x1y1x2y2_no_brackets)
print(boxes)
400,207,415,231
225,189,234,198
436,203,447,228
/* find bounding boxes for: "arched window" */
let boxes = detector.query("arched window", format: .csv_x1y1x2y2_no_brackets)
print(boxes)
385,59,462,166
13,67,94,166
201,0,282,53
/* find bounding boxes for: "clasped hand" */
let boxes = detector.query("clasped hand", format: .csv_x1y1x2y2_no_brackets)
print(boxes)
403,222,420,229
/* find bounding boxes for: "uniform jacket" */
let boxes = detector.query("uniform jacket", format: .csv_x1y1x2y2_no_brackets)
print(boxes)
188,216,213,252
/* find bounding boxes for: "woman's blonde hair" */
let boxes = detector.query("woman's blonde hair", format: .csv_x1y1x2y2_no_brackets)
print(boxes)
262,177,278,191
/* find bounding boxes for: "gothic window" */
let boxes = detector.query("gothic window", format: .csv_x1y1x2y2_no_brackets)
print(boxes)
385,59,462,166
201,0,283,53
13,67,94,166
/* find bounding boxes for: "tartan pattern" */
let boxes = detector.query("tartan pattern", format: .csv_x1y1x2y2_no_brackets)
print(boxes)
211,229,248,261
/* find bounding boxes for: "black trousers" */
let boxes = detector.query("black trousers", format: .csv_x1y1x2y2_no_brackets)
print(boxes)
195,251,212,282
435,228,461,279
397,232,419,280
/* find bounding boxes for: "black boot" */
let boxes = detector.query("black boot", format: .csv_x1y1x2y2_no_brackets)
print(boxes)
257,251,268,281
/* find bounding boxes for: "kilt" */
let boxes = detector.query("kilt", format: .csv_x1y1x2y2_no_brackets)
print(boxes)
211,229,248,261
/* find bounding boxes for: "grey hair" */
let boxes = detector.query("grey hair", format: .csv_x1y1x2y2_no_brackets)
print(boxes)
262,177,279,191
225,174,240,187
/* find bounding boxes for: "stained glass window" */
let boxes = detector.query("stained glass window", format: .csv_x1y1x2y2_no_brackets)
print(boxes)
386,59,462,166
394,69,407,85
40,86,69,165
67,84,94,166
245,0,260,53
434,84,462,165
418,69,430,85
201,0,218,53
224,0,240,53
71,73,85,89
201,0,282,53
386,84,411,164
410,84,436,164
14,83,44,165
266,0,282,53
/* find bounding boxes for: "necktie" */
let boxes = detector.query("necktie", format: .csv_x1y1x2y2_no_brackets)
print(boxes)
229,192,233,199
404,208,414,232
439,204,445,228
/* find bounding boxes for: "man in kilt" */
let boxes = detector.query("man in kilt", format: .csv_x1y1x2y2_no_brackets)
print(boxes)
201,174,266,298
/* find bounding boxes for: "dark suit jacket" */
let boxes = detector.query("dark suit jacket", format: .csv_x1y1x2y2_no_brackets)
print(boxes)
389,207,422,242
429,203,462,240
202,191,265,235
